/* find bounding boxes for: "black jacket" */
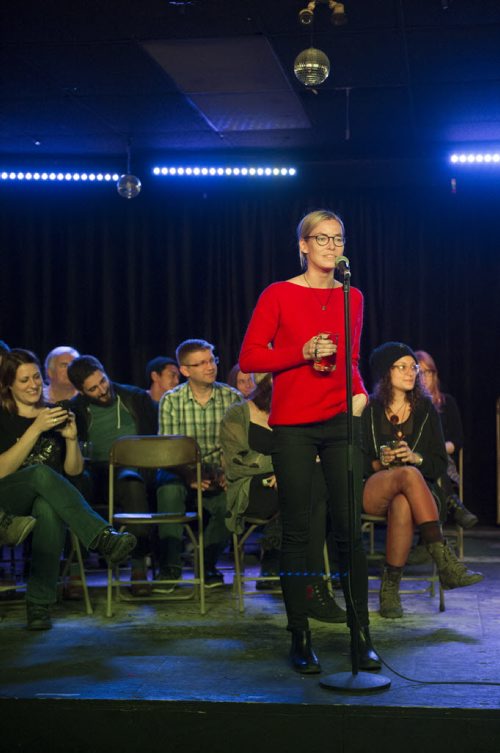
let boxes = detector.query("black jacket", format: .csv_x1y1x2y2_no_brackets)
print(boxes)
69,382,158,442
361,396,448,483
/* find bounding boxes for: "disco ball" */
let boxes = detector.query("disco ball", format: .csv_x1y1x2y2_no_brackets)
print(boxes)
116,173,141,199
294,47,330,87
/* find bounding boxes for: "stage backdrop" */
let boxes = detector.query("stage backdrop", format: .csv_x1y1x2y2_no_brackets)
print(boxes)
0,172,498,521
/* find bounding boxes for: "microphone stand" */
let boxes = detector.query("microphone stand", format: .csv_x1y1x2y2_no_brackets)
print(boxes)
320,265,391,693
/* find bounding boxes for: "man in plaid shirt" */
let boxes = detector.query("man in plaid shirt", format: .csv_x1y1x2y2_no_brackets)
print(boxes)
157,339,241,587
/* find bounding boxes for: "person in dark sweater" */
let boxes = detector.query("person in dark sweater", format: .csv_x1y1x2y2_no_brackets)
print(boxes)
67,355,157,595
361,342,483,620
416,349,477,529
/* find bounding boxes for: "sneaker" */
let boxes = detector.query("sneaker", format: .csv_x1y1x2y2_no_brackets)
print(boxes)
204,568,224,588
0,512,37,547
92,528,137,565
447,495,478,530
129,571,152,597
153,566,182,594
26,602,52,631
306,581,347,623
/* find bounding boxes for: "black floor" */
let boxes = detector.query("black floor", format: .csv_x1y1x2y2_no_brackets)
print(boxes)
1,527,500,753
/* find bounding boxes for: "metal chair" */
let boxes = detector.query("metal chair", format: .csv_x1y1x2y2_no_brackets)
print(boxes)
361,512,445,612
0,530,94,615
232,512,333,613
106,435,205,616
442,447,465,559
59,532,93,615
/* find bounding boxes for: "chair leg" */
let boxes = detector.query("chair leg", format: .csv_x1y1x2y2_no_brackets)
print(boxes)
232,533,244,613
71,533,93,616
106,565,113,618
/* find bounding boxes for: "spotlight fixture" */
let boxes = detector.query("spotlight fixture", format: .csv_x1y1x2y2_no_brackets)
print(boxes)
330,1,347,26
298,1,347,27
116,140,141,199
294,47,330,87
299,2,316,25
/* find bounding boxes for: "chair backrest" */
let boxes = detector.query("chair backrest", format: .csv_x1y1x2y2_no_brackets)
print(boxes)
109,435,201,470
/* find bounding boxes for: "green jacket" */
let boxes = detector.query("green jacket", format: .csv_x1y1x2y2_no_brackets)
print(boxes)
219,400,274,534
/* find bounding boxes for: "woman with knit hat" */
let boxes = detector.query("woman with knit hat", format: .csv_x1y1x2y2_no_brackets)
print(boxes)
362,341,483,619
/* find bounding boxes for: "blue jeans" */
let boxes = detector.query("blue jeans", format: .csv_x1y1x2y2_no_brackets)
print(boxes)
272,413,369,631
0,465,107,605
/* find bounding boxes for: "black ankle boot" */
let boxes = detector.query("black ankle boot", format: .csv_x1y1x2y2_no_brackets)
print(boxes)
355,627,382,672
289,629,321,674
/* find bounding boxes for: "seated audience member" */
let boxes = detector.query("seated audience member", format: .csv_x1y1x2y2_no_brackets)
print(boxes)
227,363,256,399
146,356,180,403
67,355,157,595
157,339,241,587
361,342,483,619
43,345,80,403
0,348,136,629
0,341,35,549
416,349,477,529
220,372,345,622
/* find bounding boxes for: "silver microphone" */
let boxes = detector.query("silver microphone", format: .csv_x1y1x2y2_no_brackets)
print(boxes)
335,255,351,278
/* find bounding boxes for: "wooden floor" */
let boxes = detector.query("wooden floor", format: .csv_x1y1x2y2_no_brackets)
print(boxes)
1,526,500,753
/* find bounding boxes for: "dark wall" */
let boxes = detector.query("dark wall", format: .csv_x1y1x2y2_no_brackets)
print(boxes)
1,169,498,521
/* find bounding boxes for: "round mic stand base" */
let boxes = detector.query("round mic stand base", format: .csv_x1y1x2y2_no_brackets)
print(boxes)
320,671,391,692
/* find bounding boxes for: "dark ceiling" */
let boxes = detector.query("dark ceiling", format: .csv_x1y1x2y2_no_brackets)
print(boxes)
2,0,500,170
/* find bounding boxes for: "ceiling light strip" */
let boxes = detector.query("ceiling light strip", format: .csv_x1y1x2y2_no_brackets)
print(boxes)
152,166,297,177
0,171,120,182
450,153,500,165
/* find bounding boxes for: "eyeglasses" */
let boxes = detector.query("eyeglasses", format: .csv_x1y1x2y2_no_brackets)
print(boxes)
420,368,435,376
391,363,419,374
184,356,219,368
305,234,345,248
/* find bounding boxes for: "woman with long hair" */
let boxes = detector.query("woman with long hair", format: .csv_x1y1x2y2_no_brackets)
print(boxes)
415,349,477,529
362,342,483,619
0,348,136,630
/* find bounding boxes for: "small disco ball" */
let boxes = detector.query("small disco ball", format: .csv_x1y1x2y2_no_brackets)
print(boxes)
294,47,330,87
116,174,141,199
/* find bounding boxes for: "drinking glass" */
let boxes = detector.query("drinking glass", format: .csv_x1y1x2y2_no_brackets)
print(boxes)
313,332,339,373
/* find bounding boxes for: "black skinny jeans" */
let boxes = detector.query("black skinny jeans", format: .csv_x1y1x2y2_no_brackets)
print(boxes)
272,413,369,631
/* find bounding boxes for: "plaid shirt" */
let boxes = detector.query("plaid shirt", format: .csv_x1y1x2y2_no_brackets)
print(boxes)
158,381,241,466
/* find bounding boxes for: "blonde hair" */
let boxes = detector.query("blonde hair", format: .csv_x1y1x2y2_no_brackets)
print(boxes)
296,209,345,270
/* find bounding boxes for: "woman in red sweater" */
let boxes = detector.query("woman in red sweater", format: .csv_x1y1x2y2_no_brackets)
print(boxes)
239,209,380,674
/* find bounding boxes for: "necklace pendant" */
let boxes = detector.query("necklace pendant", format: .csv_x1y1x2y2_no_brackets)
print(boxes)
322,305,326,311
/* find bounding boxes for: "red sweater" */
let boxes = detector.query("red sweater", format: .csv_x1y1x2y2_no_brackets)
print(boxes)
239,281,367,426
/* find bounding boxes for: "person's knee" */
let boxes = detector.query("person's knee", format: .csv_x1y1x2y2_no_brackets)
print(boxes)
24,463,58,492
157,481,187,513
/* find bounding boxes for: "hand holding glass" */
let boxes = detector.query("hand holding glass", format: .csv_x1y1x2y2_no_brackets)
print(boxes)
313,332,339,373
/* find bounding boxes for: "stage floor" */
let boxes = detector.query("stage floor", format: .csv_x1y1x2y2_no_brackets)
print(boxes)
1,526,500,752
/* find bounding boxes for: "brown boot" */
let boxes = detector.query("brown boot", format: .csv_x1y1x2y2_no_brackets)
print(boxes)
426,539,483,590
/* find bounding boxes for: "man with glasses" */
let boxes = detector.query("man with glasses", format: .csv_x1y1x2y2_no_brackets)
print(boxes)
157,339,241,588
